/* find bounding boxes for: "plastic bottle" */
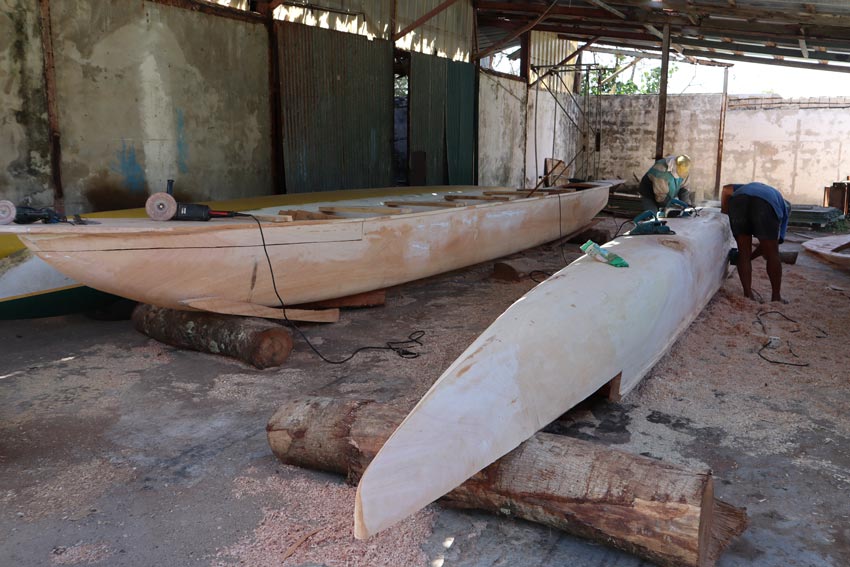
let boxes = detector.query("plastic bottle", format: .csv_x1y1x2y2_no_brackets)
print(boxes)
580,240,629,268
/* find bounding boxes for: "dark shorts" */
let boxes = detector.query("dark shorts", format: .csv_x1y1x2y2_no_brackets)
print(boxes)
728,194,780,241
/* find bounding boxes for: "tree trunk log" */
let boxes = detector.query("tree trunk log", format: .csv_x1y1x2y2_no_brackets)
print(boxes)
267,396,747,567
133,304,293,369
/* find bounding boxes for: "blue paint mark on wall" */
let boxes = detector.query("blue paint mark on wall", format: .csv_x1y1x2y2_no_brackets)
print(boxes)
176,109,189,174
114,141,146,192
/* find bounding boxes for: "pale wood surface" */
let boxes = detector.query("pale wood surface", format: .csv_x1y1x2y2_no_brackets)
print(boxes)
2,186,610,310
267,396,747,567
802,233,850,268
354,211,733,539
318,206,412,215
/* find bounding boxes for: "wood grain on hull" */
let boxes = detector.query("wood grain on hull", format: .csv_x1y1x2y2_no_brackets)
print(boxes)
8,187,608,310
354,211,733,539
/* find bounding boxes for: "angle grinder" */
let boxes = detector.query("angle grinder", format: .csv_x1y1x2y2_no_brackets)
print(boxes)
0,200,67,225
145,180,291,223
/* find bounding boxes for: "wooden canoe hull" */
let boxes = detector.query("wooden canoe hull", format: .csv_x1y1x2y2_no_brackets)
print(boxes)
1,186,608,311
354,210,733,539
802,234,850,268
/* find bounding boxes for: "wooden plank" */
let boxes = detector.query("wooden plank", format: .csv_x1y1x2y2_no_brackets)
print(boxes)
444,194,512,201
383,200,464,208
277,209,339,220
180,297,340,323
319,206,413,215
293,289,386,309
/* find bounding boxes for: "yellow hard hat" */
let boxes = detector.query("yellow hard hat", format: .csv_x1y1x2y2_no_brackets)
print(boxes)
676,155,692,177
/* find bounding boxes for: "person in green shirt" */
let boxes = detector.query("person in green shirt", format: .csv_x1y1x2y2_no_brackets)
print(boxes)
638,155,693,213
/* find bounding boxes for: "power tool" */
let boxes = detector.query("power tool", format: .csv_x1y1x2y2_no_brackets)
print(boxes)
145,180,291,223
627,209,675,236
0,200,66,225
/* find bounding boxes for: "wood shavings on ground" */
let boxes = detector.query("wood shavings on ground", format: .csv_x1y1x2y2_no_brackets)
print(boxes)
12,459,135,521
626,253,850,464
50,542,112,565
213,466,435,567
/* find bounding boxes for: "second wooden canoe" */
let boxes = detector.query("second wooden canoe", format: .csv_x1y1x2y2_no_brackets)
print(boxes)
802,233,850,268
354,209,733,539
0,185,610,318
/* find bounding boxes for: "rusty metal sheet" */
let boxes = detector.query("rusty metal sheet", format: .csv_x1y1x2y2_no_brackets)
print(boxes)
277,22,393,192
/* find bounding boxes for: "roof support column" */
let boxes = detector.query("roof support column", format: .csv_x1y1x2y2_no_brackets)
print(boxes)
714,67,730,199
654,24,670,160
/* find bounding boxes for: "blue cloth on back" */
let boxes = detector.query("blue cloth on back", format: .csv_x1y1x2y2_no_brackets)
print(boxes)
731,182,790,240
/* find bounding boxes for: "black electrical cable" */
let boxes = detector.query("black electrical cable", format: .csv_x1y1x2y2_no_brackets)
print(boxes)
249,215,425,364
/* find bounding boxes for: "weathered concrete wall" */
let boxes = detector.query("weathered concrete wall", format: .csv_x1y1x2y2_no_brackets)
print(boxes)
478,71,526,188
723,98,850,204
0,0,53,207
596,94,723,203
525,85,581,188
51,0,272,213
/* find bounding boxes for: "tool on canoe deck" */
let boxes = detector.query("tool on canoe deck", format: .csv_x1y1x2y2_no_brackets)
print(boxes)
145,180,291,223
0,200,67,225
627,210,675,236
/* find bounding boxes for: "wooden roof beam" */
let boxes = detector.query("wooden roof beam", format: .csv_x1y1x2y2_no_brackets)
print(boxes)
394,0,460,41
475,0,559,61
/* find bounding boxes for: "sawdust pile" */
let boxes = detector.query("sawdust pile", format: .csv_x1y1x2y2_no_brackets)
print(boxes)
213,466,435,567
49,542,112,565
629,254,850,465
12,459,135,521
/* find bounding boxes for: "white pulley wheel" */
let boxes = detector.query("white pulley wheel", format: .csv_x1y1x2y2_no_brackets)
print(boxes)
0,200,16,225
145,192,178,221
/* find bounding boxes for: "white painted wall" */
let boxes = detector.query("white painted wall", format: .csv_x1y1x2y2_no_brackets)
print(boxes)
477,71,527,188
723,98,850,204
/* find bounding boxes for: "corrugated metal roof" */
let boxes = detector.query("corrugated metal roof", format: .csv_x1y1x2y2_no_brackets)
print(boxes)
475,0,850,73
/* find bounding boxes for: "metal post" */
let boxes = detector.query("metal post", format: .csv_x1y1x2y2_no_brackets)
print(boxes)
654,24,670,160
713,67,729,199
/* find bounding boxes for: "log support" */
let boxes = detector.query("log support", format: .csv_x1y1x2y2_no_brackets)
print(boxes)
267,396,747,567
133,304,293,368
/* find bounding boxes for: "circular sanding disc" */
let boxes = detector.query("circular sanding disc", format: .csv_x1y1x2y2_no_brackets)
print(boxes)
0,200,16,225
145,192,178,221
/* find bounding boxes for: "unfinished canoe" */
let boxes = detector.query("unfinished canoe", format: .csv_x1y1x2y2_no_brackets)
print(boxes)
802,233,850,268
0,185,610,318
354,209,733,539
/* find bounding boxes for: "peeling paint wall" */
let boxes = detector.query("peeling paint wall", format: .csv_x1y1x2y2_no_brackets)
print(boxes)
525,84,582,188
595,94,723,203
723,98,850,204
0,0,53,207
51,0,272,213
477,72,526,188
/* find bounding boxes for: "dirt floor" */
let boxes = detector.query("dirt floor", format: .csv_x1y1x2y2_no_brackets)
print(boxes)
1,221,848,566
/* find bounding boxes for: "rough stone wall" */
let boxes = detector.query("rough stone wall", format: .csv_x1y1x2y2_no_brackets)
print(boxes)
596,94,724,203
723,98,850,204
478,71,526,188
0,0,53,207
50,0,272,213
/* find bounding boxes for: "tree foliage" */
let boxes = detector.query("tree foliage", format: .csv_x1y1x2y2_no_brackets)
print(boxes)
581,57,677,95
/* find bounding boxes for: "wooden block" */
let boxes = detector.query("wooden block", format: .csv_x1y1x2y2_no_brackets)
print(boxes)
294,289,387,309
319,206,412,215
278,209,339,220
444,194,512,202
383,200,464,208
492,259,547,282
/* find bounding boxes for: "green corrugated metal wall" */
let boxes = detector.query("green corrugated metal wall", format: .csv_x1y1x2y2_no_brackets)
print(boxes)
277,22,393,193
446,60,475,185
410,53,475,186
